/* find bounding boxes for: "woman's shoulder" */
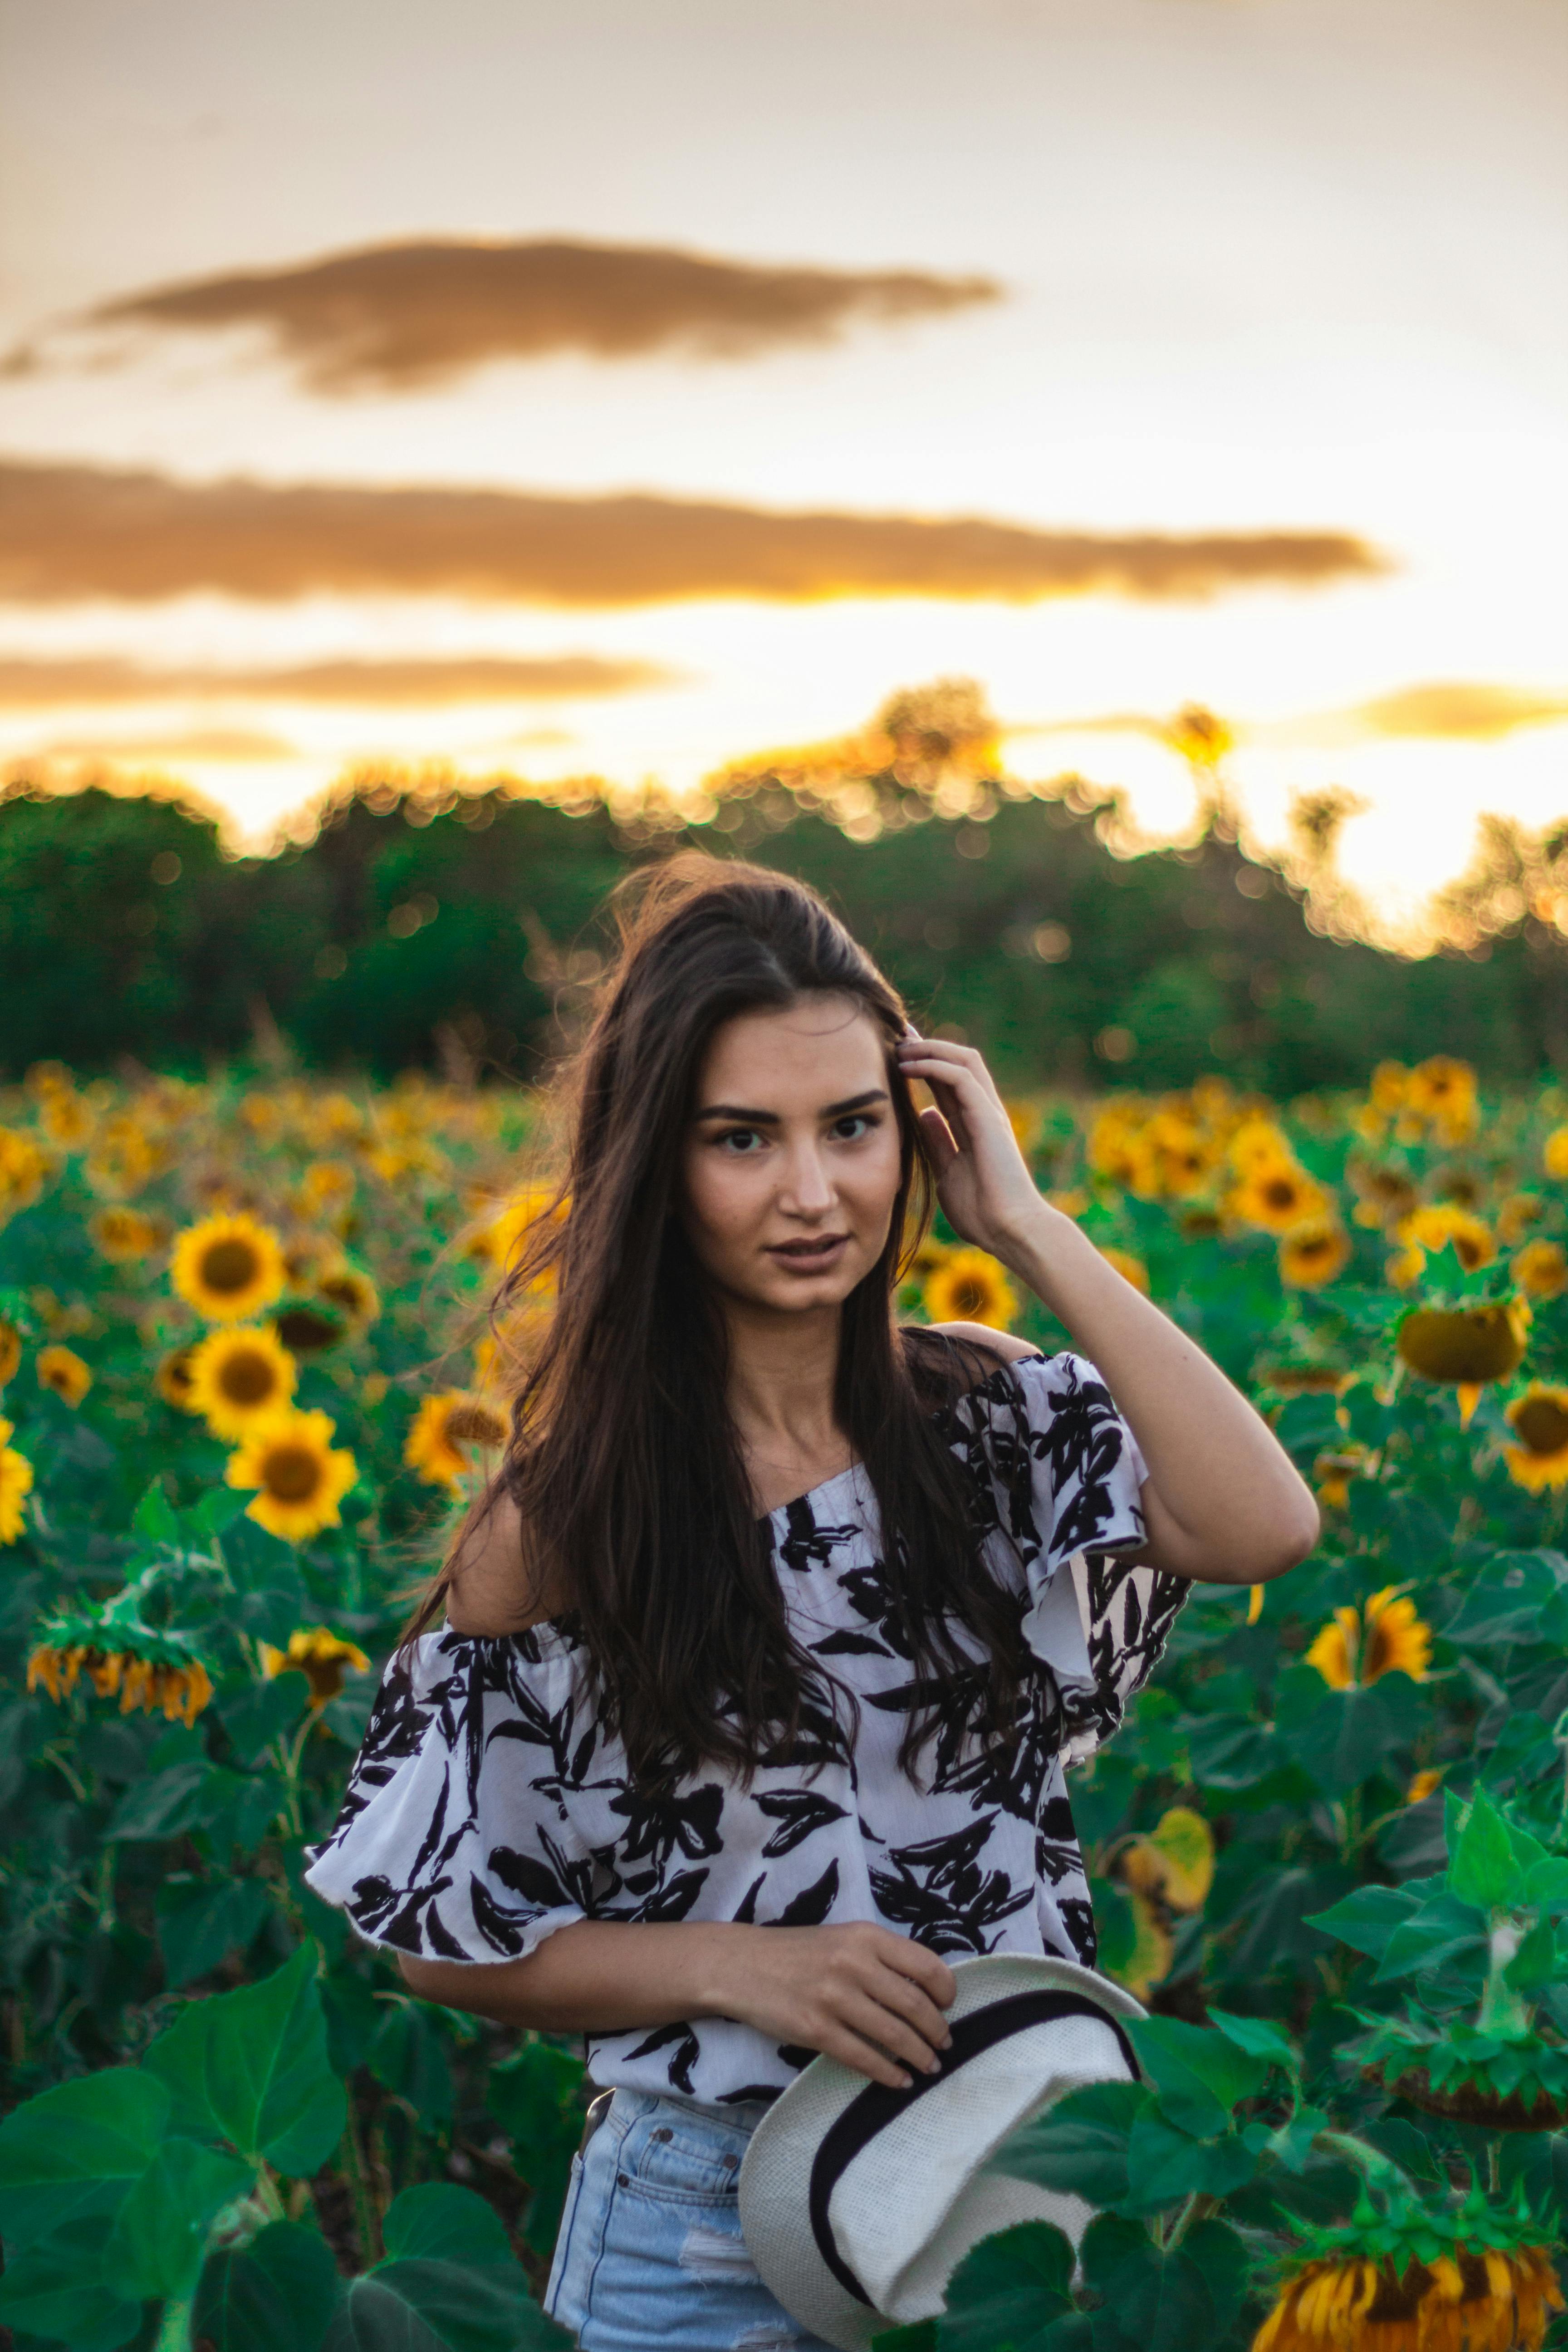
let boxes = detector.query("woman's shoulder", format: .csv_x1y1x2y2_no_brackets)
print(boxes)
441,1484,567,1638
924,1321,1039,1366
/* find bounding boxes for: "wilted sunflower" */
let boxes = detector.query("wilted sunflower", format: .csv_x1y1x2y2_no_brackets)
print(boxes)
186,1324,298,1440
88,1205,164,1263
1396,1202,1495,1274
1396,1299,1531,1418
225,1408,358,1543
26,1644,212,1725
172,1212,287,1324
1232,1160,1327,1234
1495,1191,1541,1246
1279,1215,1350,1289
261,1625,372,1708
1348,1160,1419,1231
0,1319,21,1389
273,1303,343,1355
0,1419,34,1543
922,1248,1018,1329
1512,1238,1568,1301
1096,1246,1150,1294
1501,1384,1568,1492
1305,1584,1432,1689
404,1392,507,1488
1253,2244,1562,2352
37,1346,91,1406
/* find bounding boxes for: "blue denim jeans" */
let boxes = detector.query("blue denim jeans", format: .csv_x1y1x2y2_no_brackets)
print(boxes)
544,2087,838,2351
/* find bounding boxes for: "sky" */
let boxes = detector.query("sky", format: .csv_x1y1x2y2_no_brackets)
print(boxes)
1,0,1564,939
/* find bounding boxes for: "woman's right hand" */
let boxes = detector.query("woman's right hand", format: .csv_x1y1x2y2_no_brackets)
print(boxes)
706,1923,957,2089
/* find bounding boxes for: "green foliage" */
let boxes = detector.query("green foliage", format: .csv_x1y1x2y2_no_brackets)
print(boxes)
6,778,1568,1091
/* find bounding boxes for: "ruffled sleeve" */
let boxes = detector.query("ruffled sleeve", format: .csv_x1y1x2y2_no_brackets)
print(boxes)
303,1623,593,1963
950,1348,1187,1764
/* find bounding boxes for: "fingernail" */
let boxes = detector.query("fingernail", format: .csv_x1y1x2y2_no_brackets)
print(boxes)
941,2034,953,2048
896,2072,912,2089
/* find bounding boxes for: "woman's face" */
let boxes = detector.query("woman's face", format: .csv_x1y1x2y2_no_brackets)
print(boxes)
679,995,905,1316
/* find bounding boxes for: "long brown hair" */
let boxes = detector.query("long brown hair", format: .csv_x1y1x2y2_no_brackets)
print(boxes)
409,853,1031,1783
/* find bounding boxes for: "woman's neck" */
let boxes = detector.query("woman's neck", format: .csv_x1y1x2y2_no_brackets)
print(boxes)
720,1297,857,1515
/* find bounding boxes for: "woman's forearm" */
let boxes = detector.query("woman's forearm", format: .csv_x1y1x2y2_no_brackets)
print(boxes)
400,1918,738,2033
999,1200,1319,1585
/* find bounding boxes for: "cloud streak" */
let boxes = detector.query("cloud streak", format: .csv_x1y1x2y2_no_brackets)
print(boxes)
0,652,676,705
50,237,1004,392
0,461,1385,608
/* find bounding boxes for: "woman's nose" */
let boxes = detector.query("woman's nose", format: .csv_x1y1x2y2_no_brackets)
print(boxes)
778,1144,835,1215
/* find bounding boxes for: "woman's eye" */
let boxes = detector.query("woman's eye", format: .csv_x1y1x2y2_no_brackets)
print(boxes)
832,1114,876,1142
717,1128,764,1153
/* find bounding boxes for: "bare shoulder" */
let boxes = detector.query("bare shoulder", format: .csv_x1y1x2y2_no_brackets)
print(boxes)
926,1321,1039,1363
444,1486,562,1637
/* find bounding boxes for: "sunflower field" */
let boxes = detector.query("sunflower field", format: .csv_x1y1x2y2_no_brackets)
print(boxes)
0,1050,1565,2352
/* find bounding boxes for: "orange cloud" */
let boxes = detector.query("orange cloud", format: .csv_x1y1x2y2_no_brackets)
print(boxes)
0,652,676,704
1349,682,1568,741
30,728,295,763
49,237,1004,392
0,462,1385,608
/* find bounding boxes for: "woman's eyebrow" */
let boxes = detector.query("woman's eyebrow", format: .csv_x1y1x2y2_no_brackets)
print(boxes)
692,1087,890,1123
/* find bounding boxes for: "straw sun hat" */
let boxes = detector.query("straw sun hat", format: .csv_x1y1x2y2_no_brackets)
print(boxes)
737,1952,1145,2352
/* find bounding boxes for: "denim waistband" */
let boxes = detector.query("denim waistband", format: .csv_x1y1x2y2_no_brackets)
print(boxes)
604,2085,777,2133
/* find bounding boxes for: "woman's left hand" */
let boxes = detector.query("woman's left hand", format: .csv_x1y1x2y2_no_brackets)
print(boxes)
895,1028,1044,1259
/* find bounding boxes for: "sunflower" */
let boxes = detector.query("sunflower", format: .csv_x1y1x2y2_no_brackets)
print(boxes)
37,1088,95,1150
314,1261,380,1326
1501,1384,1568,1491
1396,1298,1531,1392
470,1184,569,1274
1260,1363,1350,1397
273,1303,343,1354
1544,1125,1568,1182
1405,1053,1479,1140
0,1319,20,1388
1107,1890,1172,2003
1512,1238,1568,1301
296,1159,356,1220
1279,1215,1350,1289
922,1249,1018,1329
0,1420,34,1543
1495,1191,1541,1246
154,1345,202,1411
1253,2245,1562,2352
88,1205,164,1263
1229,1117,1296,1175
37,1346,91,1406
1004,1098,1039,1154
1086,1107,1147,1188
1313,1448,1367,1510
1232,1160,1328,1234
260,1625,372,1708
1096,1246,1150,1294
1407,1767,1444,1805
1119,1807,1215,1912
85,1114,157,1197
1369,1060,1410,1114
1305,1585,1432,1689
404,1391,506,1488
1348,1161,1418,1232
1395,1202,1495,1273
171,1212,287,1324
0,1126,49,1218
225,1409,358,1543
186,1324,298,1440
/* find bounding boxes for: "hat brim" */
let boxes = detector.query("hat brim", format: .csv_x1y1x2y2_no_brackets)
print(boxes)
738,1954,1145,2352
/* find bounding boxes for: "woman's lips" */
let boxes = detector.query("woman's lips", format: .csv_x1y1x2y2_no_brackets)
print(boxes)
766,1235,849,1270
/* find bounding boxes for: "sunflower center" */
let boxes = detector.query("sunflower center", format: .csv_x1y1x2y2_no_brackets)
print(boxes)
1264,1178,1297,1210
219,1349,278,1406
951,1279,990,1317
261,1443,324,1503
446,1402,507,1448
201,1238,262,1294
1515,1396,1568,1455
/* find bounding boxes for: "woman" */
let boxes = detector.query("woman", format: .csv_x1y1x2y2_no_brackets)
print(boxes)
305,856,1317,2351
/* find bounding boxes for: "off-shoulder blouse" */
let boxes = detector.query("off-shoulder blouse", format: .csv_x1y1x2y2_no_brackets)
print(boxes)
304,1350,1187,2106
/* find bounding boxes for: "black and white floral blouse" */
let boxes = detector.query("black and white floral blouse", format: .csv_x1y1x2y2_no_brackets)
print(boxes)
304,1350,1187,2105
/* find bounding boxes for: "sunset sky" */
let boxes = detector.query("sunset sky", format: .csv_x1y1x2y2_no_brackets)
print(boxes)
2,0,1564,937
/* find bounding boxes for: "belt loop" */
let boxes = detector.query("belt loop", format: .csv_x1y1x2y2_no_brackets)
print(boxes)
578,2088,615,2156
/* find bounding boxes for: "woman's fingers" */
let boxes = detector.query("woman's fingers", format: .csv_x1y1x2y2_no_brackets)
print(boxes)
865,1963,953,2053
835,1990,945,2078
818,2023,919,2090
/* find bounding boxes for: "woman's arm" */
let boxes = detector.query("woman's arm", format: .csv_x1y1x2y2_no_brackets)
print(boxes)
899,1033,1318,1587
401,1918,956,2090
